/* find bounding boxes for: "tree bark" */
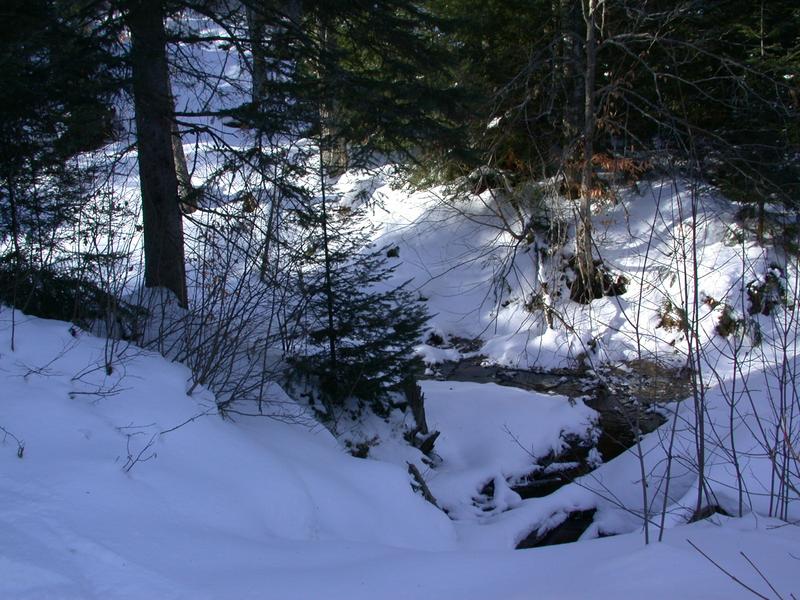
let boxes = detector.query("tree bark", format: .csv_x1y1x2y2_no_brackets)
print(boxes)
317,145,338,412
572,0,599,303
166,78,196,213
127,0,188,306
407,463,439,508
559,0,584,151
246,0,303,107
554,0,585,198
172,119,197,214
318,25,348,176
246,3,268,105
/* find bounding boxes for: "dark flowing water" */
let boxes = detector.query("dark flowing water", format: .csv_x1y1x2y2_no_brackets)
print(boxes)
428,356,691,463
424,357,692,546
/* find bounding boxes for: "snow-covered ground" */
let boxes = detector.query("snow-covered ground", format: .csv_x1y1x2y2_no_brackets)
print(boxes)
3,156,800,597
340,169,782,372
2,309,799,599
5,8,797,596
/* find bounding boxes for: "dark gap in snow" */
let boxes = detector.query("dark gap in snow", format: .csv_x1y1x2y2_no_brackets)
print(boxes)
688,505,732,524
516,509,597,549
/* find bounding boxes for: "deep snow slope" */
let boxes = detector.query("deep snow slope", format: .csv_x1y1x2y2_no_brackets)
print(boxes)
2,156,799,599
0,310,455,598
2,309,799,599
339,170,787,372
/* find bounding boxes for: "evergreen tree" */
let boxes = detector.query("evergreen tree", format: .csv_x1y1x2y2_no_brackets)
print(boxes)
126,0,188,306
427,0,799,301
427,0,558,173
211,0,459,414
288,201,429,418
271,0,468,171
0,0,121,316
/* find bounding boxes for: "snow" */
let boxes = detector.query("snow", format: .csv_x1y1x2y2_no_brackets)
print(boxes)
422,380,597,520
6,61,800,595
346,174,784,373
4,156,800,597
3,160,800,597
5,6,798,596
3,301,799,598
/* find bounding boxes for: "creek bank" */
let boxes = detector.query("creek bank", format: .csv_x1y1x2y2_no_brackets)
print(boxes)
424,356,692,547
515,509,598,549
427,356,690,464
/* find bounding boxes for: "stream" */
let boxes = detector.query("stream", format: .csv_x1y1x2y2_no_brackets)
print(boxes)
423,357,693,547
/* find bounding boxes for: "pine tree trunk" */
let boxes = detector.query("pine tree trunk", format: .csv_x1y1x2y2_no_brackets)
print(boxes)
572,0,599,303
127,0,188,306
246,4,268,105
554,0,585,196
247,0,303,106
559,0,584,152
167,79,196,213
317,147,338,412
319,26,348,177
172,120,196,214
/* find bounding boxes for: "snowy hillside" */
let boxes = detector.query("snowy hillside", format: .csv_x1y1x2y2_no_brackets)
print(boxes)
4,1,799,597
2,309,799,599
3,165,800,597
337,170,784,372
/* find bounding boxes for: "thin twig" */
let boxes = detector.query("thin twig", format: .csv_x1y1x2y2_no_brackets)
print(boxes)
740,551,785,600
0,425,24,458
686,539,770,600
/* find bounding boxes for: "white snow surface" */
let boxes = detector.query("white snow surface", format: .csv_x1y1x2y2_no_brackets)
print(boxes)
422,380,597,520
339,171,781,371
3,151,800,598
2,308,799,599
5,11,797,595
